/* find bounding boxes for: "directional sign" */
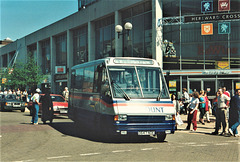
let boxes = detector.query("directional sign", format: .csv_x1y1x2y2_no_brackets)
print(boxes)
201,1,213,13
218,0,230,12
201,23,213,35
218,22,230,34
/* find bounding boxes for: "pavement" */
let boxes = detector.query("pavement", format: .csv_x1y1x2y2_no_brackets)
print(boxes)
176,111,240,137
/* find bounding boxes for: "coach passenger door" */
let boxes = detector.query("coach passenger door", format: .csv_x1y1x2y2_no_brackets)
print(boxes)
99,66,113,114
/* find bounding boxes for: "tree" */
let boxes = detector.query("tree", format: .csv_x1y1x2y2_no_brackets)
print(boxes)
3,53,46,90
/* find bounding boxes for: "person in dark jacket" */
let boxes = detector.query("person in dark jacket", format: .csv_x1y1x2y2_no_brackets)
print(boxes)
41,89,53,124
228,89,240,136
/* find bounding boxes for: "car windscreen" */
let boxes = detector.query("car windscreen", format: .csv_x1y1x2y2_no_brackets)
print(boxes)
6,95,17,100
51,96,65,102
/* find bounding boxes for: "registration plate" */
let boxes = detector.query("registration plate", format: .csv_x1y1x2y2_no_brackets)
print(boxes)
60,110,67,113
138,131,155,136
13,105,21,107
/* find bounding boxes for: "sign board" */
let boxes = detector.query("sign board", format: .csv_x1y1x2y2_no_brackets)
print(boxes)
201,1,213,13
218,22,230,34
55,66,66,74
218,0,230,12
215,61,229,69
201,23,213,35
169,80,177,91
236,82,240,89
184,12,240,23
2,78,7,84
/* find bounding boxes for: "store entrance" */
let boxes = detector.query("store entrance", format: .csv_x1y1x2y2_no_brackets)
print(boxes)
188,77,240,98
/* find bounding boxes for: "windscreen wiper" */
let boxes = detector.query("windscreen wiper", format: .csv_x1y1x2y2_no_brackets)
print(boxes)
156,90,162,101
111,81,130,100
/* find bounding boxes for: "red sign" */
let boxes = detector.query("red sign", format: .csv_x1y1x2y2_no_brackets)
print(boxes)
55,66,66,74
218,0,230,12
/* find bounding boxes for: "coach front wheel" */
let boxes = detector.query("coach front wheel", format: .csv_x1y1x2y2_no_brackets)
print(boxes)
156,132,166,142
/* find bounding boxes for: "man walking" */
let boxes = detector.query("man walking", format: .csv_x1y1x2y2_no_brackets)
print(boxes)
229,89,240,136
182,88,190,115
211,88,230,135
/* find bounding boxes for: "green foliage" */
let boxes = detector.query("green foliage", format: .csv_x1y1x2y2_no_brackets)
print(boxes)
3,53,46,90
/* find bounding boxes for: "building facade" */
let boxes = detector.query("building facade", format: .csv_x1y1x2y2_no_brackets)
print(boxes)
0,0,239,97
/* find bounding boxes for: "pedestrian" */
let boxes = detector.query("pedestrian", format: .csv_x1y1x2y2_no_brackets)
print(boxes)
62,87,69,102
41,88,54,124
228,89,240,137
199,90,206,125
171,94,181,129
8,89,12,94
22,89,28,102
31,88,41,125
223,87,230,97
211,88,230,135
16,88,21,100
3,89,7,95
186,91,199,131
182,88,190,115
204,91,211,123
212,92,218,117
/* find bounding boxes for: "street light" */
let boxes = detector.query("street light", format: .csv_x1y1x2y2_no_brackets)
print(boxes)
115,22,133,39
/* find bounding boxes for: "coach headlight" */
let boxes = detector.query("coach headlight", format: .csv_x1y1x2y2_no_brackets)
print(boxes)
165,115,175,121
114,114,127,121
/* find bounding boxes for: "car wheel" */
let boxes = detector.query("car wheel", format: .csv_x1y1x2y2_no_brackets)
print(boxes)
21,109,25,112
156,132,166,142
1,105,5,112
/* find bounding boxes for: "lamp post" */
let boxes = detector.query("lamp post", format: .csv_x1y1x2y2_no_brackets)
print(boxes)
115,22,133,39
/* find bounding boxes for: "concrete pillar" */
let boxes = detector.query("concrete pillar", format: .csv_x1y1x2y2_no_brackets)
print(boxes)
152,0,163,68
67,29,73,88
88,21,95,61
115,11,123,57
50,36,56,93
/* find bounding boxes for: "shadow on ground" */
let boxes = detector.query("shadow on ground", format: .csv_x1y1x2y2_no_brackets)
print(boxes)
48,121,166,144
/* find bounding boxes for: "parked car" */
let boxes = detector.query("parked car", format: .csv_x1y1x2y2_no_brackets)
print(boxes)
27,94,68,116
0,94,27,112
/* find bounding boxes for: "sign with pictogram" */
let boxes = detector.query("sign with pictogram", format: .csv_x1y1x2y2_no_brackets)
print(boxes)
218,0,230,12
215,61,229,69
218,22,230,34
201,1,213,13
201,23,213,35
2,78,7,84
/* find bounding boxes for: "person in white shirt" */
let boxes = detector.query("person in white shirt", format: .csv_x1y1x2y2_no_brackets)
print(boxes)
211,88,230,135
186,91,199,131
182,88,190,115
31,88,41,125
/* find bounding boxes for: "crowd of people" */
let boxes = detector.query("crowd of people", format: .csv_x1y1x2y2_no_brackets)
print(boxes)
173,87,240,137
0,88,29,101
0,87,69,126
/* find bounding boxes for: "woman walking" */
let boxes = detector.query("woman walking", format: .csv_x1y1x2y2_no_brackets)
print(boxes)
199,90,206,125
186,91,199,131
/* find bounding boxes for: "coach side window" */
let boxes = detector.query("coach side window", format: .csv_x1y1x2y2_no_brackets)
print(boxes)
83,66,94,92
75,68,84,91
93,65,102,93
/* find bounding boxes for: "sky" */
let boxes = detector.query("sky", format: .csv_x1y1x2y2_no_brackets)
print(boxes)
1,0,78,41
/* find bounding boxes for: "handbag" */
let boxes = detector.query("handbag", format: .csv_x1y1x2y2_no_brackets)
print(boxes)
175,114,183,126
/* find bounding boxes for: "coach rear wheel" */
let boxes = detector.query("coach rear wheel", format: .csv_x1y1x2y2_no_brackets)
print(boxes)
156,132,166,142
